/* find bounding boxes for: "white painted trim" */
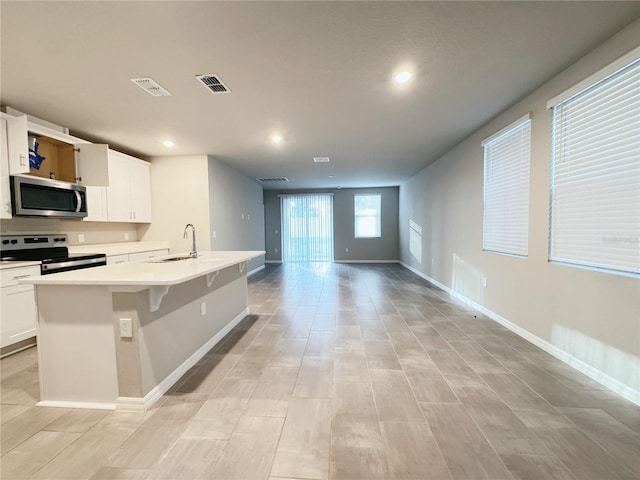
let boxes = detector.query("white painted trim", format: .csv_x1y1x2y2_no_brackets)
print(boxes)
481,113,531,146
115,307,250,412
333,260,400,264
400,262,640,406
264,260,282,264
547,45,640,108
37,400,115,410
248,265,265,276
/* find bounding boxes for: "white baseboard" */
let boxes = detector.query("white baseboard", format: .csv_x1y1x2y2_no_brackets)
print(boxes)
248,265,265,276
400,262,640,406
116,307,250,412
37,400,115,410
264,260,282,264
333,260,400,264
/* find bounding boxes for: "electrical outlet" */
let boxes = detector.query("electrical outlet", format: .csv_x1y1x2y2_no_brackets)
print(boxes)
124,232,130,241
212,231,217,239
275,229,279,235
275,248,278,253
119,318,133,338
482,277,488,287
241,213,245,220
247,214,251,220
200,302,207,316
431,258,435,266
345,247,349,252
78,233,85,243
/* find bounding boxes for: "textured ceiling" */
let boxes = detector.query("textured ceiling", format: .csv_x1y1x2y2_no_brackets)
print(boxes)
2,1,639,189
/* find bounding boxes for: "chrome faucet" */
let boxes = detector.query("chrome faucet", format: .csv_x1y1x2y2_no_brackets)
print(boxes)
183,224,197,258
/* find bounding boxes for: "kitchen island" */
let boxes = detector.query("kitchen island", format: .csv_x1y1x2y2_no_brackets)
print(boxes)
22,250,264,411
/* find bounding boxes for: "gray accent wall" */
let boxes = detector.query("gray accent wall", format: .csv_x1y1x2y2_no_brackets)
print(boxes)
264,187,399,263
399,20,640,397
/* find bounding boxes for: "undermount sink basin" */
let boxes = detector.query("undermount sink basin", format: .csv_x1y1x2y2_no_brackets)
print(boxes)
151,255,195,263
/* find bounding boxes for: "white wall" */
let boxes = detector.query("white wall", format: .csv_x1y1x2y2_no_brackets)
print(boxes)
139,155,211,253
399,20,640,401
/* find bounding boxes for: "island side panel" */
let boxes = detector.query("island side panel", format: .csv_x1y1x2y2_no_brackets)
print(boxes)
35,285,119,407
112,264,249,399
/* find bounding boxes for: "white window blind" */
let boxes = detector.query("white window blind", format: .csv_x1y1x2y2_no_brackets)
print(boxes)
549,54,640,275
482,114,531,257
354,194,381,238
280,194,334,262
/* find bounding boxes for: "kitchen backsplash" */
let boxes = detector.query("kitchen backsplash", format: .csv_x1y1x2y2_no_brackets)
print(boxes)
0,218,138,245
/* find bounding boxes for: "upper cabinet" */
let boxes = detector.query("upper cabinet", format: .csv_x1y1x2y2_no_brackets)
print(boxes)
0,117,12,219
4,113,110,186
106,150,152,223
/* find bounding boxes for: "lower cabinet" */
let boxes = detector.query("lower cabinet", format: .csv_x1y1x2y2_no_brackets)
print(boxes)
0,266,40,350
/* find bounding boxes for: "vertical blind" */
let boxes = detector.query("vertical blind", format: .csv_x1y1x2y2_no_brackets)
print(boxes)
549,56,640,275
280,194,334,263
482,114,531,257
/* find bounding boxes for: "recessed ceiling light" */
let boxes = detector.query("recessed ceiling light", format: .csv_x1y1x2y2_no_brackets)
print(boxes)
162,140,174,148
271,135,283,144
394,71,411,83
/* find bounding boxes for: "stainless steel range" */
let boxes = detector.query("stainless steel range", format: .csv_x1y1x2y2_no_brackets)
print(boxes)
0,234,106,275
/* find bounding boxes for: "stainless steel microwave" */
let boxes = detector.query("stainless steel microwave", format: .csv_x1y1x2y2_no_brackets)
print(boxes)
10,175,87,218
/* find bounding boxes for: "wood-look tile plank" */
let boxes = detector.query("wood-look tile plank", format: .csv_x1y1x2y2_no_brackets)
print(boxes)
271,398,332,480
43,408,109,433
0,430,81,480
210,416,284,480
150,438,226,479
500,454,576,480
293,356,333,399
334,347,369,382
379,421,451,480
370,369,424,422
363,340,402,370
329,446,390,480
421,402,512,480
89,468,152,480
269,338,308,367
305,331,336,356
1,406,69,455
404,368,459,403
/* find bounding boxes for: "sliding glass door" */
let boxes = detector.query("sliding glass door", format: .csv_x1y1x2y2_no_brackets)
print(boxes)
281,194,334,263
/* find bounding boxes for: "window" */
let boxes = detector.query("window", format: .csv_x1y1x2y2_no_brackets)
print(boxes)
354,194,381,238
548,48,640,275
482,114,531,257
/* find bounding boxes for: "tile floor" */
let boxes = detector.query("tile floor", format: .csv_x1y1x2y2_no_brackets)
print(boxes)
1,263,639,479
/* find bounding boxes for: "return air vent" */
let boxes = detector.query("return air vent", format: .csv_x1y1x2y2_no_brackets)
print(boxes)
130,77,172,97
195,74,230,94
313,157,330,163
257,177,289,183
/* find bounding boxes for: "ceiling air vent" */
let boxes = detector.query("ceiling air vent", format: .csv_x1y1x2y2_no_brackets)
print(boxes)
257,177,289,183
313,157,330,163
196,74,231,94
130,77,172,97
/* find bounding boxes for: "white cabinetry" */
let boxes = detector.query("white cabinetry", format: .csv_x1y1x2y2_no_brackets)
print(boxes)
0,265,40,349
106,151,152,223
0,117,12,219
3,113,109,186
84,186,108,222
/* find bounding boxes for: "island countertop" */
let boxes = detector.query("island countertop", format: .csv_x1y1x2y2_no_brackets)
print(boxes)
21,250,265,287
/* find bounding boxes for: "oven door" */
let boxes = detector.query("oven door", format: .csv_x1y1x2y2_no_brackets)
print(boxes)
10,175,87,218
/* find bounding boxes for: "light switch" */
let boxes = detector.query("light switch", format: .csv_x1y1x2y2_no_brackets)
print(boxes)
78,233,85,243
201,302,207,316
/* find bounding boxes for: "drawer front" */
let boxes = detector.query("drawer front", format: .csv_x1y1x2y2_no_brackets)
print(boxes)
0,266,40,288
107,254,129,265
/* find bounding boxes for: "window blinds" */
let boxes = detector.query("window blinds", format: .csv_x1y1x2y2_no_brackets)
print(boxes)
549,56,640,275
280,194,334,263
482,114,531,257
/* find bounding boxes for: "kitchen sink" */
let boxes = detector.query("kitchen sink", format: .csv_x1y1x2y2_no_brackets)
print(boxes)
150,255,194,263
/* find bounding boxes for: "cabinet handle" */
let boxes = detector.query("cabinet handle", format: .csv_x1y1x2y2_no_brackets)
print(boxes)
6,202,11,214
12,274,31,280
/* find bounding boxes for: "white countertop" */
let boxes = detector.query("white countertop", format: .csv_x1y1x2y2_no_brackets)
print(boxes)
0,260,41,270
21,251,265,287
68,241,170,256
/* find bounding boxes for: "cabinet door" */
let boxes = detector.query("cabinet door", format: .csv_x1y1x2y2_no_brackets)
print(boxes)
128,249,168,262
107,254,129,265
129,160,152,223
75,143,110,186
0,117,12,219
105,151,132,222
5,114,29,174
84,186,108,222
0,284,37,348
